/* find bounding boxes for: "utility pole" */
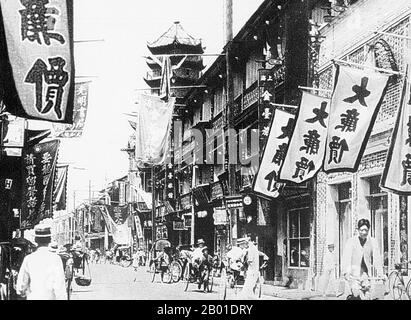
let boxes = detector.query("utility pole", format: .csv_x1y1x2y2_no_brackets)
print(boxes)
151,164,155,247
225,0,235,197
224,0,236,251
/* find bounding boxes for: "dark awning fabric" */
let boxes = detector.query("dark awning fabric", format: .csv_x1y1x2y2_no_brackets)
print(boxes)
192,185,210,206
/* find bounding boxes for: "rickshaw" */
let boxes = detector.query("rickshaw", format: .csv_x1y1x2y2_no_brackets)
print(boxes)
183,248,218,293
149,239,174,283
0,238,36,300
218,254,267,300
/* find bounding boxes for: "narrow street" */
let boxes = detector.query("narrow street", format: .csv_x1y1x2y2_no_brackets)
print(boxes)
71,262,283,300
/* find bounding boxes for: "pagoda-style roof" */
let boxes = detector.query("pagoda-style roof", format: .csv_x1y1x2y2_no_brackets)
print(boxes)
147,21,203,55
143,75,198,88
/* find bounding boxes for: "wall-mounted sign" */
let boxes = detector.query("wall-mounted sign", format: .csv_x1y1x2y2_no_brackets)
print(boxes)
225,196,243,209
243,195,252,206
173,221,185,230
213,208,228,225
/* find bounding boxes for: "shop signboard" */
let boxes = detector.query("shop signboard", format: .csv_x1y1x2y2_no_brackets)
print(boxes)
225,196,243,209
173,221,185,230
213,208,228,225
242,84,259,111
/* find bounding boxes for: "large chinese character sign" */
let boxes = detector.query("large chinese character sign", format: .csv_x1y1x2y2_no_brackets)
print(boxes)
324,65,389,173
0,0,74,123
279,92,330,183
21,139,60,229
381,69,411,194
253,109,295,198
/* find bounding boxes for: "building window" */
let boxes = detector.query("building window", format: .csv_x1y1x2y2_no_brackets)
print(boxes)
367,175,389,274
288,208,310,268
337,182,352,276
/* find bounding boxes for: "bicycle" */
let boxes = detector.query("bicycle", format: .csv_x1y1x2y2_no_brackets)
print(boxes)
388,261,411,300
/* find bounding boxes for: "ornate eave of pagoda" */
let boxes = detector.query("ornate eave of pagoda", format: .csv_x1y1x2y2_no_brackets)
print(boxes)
147,21,204,55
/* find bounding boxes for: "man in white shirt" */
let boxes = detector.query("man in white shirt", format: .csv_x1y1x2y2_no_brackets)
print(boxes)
238,237,260,299
226,243,245,272
16,225,66,300
192,238,206,263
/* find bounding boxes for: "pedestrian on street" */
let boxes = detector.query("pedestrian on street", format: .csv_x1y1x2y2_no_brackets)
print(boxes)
238,237,260,299
342,218,384,299
319,243,337,297
16,225,66,300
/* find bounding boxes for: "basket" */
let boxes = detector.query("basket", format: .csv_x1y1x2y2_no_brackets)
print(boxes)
75,276,92,286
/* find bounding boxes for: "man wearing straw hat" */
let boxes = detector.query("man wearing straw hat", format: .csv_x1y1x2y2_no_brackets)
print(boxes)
16,224,66,300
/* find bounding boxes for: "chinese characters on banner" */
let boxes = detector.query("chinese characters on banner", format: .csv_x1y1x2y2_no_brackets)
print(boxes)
279,92,330,183
53,82,90,137
258,69,276,149
0,0,74,123
381,70,411,194
253,109,295,198
324,65,390,173
21,140,60,230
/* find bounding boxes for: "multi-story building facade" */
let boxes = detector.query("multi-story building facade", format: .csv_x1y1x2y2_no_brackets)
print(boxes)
313,0,411,285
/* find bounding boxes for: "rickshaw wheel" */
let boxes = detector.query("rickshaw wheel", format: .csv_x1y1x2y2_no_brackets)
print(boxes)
207,270,214,293
170,261,182,283
162,268,173,284
184,264,191,292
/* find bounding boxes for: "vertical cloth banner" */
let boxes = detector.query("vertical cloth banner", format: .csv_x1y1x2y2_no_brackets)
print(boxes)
324,65,390,173
134,215,144,240
21,139,60,229
53,82,90,137
160,56,172,101
0,0,75,123
135,94,175,165
253,109,295,198
53,165,68,210
279,92,331,183
97,205,131,245
381,69,411,194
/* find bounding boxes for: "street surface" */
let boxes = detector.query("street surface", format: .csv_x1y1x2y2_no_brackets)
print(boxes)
71,262,283,300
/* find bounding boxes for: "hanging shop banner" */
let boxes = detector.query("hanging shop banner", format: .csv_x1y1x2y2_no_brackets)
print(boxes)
279,92,330,183
160,56,172,101
96,204,132,245
381,72,411,194
53,82,90,137
21,139,60,229
134,215,144,239
258,68,277,149
135,94,175,165
323,65,390,173
53,165,68,210
106,204,129,225
253,109,295,198
213,208,228,225
0,0,75,123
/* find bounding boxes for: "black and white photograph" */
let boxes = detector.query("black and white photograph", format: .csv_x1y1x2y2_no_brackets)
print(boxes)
0,0,411,308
